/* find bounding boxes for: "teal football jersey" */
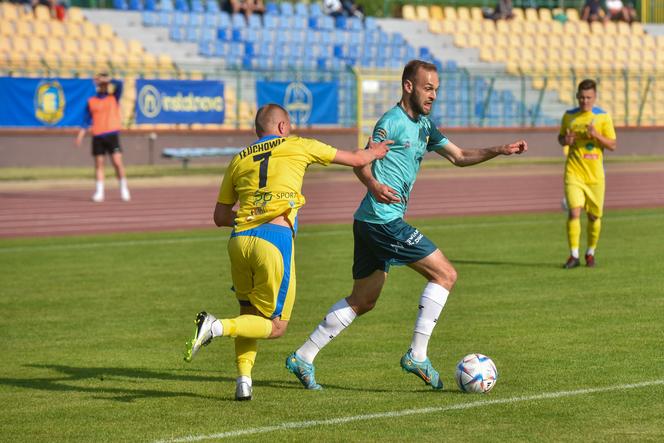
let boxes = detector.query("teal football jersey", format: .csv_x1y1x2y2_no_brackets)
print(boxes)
354,104,449,223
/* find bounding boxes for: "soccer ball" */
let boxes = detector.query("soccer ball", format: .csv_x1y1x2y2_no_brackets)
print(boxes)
455,353,498,393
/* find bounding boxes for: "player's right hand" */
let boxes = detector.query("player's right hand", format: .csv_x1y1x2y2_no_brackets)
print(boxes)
564,129,575,146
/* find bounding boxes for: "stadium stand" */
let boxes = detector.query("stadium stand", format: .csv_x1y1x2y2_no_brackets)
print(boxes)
418,4,664,125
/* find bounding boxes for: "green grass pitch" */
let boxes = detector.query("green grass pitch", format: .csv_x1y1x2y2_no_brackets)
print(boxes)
1,209,663,442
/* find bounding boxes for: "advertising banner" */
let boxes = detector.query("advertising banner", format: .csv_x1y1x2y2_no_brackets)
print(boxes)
256,81,339,125
135,79,224,124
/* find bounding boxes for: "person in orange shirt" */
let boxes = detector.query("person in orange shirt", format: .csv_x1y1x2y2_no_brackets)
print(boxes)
75,73,130,202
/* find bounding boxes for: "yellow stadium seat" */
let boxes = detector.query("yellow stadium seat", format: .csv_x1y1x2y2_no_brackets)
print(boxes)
128,39,143,54
0,36,11,53
81,21,97,38
479,47,494,62
574,20,590,34
401,5,416,20
158,54,175,71
470,6,483,21
28,37,46,54
78,39,95,54
457,7,470,21
539,8,552,21
34,4,51,21
11,36,28,53
443,6,457,21
67,7,85,22
428,20,442,34
45,38,62,54
496,20,509,33
524,8,538,21
617,21,630,35
522,21,538,34
41,51,59,69
429,5,443,21
111,38,127,55
481,18,495,33
512,8,524,20
631,22,644,36
14,20,31,37
95,39,112,56
550,20,564,34
0,3,19,21
566,8,580,21
590,21,603,34
65,22,83,39
98,23,114,40
142,53,157,71
49,21,65,38
453,33,468,48
415,5,429,21
33,20,49,38
62,39,78,54
0,20,13,37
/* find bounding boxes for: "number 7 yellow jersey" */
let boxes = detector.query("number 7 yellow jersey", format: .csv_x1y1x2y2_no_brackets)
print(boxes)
218,135,337,233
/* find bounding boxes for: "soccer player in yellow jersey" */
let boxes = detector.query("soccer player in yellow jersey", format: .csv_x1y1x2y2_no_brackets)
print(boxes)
183,103,391,400
558,79,616,268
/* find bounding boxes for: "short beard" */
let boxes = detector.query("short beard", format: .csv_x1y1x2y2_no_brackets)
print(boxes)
409,93,429,116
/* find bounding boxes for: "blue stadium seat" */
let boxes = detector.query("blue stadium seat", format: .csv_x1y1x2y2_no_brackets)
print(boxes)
173,12,187,26
217,27,231,41
244,42,255,56
142,11,158,26
265,2,279,15
335,16,347,30
232,27,247,42
419,47,431,60
348,17,362,31
190,12,203,26
191,0,204,13
391,33,405,46
200,27,215,42
281,1,294,16
303,58,317,70
231,13,245,28
128,0,142,10
199,40,213,56
247,14,262,29
264,14,279,29
174,0,189,12
230,42,245,57
206,0,219,13
185,26,200,42
158,10,173,27
292,15,307,30
214,40,229,56
364,17,378,31
169,26,185,41
160,0,174,11
114,0,128,10
295,2,308,16
291,43,304,57
258,41,273,56
144,0,156,10
320,31,332,45
348,31,361,46
309,3,322,17
244,31,259,42
218,11,231,27
203,12,217,27
364,29,379,44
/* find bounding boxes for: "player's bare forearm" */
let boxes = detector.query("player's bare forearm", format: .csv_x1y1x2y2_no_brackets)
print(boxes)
595,134,617,151
353,163,375,187
213,203,236,227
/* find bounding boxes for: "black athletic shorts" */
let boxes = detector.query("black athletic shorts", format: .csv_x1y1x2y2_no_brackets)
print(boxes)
352,218,438,279
92,133,122,156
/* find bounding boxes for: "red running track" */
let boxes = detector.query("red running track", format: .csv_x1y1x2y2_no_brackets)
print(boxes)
1,164,663,238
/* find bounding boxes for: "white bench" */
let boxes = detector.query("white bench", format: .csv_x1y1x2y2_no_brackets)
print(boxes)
162,147,243,168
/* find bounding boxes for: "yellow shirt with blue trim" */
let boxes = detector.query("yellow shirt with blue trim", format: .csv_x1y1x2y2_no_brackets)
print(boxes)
218,135,337,233
559,106,616,184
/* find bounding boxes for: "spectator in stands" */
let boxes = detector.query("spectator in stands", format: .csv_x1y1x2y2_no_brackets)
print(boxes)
342,0,364,19
322,0,345,18
225,0,265,21
484,0,515,21
75,73,131,203
581,0,608,23
606,0,637,23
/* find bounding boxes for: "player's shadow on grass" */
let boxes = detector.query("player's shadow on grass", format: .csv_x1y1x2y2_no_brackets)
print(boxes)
0,364,239,403
453,258,557,268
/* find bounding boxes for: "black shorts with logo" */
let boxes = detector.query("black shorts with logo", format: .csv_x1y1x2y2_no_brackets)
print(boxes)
352,218,438,279
92,133,122,156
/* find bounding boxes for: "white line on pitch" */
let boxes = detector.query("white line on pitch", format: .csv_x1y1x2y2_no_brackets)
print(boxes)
2,211,663,254
155,379,664,443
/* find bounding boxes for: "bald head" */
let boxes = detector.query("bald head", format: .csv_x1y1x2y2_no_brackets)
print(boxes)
255,104,291,138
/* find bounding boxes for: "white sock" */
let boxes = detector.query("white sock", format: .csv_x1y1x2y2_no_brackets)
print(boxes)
211,319,223,337
95,181,104,195
119,178,129,191
409,282,449,362
237,375,251,386
296,298,357,364
586,247,595,256
571,248,580,259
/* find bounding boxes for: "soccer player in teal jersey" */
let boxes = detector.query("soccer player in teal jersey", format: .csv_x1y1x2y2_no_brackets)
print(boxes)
286,60,528,391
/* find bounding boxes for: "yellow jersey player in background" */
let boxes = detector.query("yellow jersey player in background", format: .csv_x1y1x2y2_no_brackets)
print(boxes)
183,103,391,401
558,79,616,269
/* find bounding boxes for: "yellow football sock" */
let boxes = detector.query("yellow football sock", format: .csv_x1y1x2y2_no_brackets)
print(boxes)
221,315,273,339
587,217,602,250
235,337,257,378
567,218,581,251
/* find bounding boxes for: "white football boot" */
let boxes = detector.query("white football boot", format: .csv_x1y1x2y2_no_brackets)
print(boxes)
184,311,217,362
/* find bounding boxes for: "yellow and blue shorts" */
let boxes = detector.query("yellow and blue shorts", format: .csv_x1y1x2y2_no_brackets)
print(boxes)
564,178,605,217
227,224,296,321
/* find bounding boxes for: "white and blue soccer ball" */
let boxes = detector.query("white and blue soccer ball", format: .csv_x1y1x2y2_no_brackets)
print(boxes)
455,353,498,393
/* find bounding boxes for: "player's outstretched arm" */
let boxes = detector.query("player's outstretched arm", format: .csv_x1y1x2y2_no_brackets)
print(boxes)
75,128,86,147
353,163,401,203
332,138,392,168
437,140,527,167
213,202,236,227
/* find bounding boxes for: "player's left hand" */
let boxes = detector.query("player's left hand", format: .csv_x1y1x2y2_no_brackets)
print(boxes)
502,140,528,155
